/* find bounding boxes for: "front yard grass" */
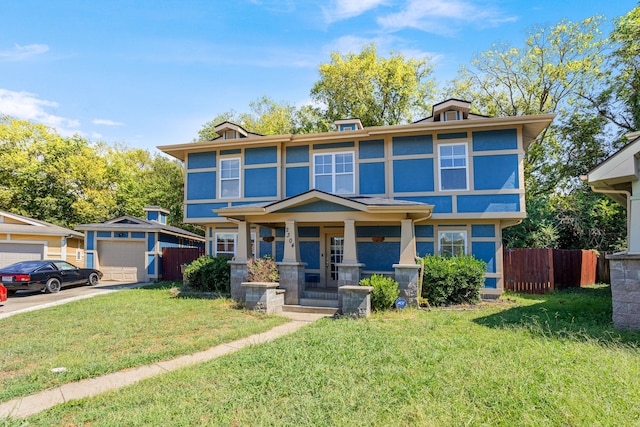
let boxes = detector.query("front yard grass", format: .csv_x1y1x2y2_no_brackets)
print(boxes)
0,283,287,403
8,285,640,426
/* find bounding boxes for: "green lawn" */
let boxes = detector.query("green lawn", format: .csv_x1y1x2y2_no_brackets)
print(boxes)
6,285,640,426
0,284,287,403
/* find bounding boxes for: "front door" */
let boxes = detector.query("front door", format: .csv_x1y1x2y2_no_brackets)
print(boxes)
324,233,344,288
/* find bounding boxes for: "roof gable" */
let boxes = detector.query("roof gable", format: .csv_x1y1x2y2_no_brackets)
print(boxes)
0,210,83,237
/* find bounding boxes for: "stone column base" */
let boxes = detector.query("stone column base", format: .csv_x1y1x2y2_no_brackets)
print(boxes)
229,261,248,302
608,252,640,331
337,263,364,286
277,262,306,305
393,263,421,306
242,282,284,314
339,285,372,317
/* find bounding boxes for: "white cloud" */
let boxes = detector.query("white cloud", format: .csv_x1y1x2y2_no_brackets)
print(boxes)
378,0,517,35
0,44,49,61
322,0,387,24
92,118,124,126
0,88,80,135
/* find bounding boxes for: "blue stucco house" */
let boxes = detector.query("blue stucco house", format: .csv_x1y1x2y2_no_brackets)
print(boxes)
159,99,554,305
75,206,205,282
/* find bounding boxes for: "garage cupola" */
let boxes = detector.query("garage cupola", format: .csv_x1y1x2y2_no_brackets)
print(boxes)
143,206,169,225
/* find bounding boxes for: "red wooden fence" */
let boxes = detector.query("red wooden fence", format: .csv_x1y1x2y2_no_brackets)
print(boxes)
162,247,205,281
503,248,598,294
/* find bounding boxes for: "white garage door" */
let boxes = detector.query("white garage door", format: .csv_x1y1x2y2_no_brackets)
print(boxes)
97,241,147,282
0,243,44,268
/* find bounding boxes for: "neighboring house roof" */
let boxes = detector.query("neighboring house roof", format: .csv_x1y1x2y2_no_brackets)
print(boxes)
0,210,84,238
214,189,434,222
583,131,640,205
75,215,205,241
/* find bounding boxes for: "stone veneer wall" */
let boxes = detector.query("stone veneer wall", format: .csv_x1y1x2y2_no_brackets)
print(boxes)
608,253,640,331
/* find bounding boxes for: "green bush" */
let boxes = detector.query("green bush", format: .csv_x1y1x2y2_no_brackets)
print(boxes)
183,256,230,293
421,255,486,306
246,256,279,282
359,274,400,311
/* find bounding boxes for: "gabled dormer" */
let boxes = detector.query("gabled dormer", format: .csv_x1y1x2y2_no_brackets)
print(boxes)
413,99,488,125
334,118,363,132
432,99,471,121
212,122,262,140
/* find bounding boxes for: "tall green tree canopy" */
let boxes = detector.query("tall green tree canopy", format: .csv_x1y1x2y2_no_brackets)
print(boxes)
446,15,627,251
0,116,197,233
586,5,640,132
311,44,436,127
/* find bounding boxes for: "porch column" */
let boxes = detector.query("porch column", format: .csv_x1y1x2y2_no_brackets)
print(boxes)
278,219,306,305
342,219,358,264
229,220,251,302
283,220,300,263
236,221,252,262
338,219,363,286
394,218,420,306
399,218,416,264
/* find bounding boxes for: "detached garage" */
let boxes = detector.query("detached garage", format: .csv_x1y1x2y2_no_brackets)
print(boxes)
0,210,85,268
76,207,205,283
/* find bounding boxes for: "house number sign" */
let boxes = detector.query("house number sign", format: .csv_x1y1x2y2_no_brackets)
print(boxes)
285,227,295,248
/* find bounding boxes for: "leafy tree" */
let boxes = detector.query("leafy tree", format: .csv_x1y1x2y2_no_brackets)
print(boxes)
446,16,628,250
197,96,300,140
311,44,436,127
0,115,201,234
585,5,640,132
448,16,609,195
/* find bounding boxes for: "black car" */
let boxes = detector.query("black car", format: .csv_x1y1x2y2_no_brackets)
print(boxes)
0,260,102,294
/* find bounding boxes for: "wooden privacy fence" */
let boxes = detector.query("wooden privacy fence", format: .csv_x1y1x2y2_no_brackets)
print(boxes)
503,248,598,294
162,247,205,281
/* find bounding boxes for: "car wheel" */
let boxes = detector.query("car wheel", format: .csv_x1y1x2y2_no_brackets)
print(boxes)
45,278,61,293
88,272,99,286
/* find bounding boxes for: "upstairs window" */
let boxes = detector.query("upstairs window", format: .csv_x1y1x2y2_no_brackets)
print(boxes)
313,152,354,194
439,231,467,257
223,130,236,139
439,143,468,191
220,158,240,198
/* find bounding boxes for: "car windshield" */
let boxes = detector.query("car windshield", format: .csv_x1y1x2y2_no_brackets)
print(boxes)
1,261,45,273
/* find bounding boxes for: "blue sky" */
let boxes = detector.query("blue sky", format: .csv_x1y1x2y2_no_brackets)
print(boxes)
0,0,636,152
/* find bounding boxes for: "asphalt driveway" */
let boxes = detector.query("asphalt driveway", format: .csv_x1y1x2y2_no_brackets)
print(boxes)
0,281,147,319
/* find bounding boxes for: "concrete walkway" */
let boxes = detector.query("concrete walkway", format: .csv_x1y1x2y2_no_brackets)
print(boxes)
0,311,326,419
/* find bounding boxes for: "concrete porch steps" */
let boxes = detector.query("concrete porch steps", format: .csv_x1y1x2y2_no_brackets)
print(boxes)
298,298,339,308
303,288,338,300
283,304,338,315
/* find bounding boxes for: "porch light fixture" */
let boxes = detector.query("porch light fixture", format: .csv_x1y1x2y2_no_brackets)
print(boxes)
371,236,385,243
262,236,275,242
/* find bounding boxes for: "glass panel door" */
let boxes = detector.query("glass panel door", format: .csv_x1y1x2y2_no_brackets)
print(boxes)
325,234,344,288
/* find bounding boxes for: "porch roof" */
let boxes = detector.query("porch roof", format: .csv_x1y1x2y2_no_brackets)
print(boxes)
214,190,434,222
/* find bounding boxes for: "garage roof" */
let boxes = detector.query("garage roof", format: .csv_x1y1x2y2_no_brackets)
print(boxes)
0,210,84,238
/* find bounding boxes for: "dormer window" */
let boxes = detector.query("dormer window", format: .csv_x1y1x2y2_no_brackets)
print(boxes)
334,118,363,132
443,110,460,121
224,130,236,139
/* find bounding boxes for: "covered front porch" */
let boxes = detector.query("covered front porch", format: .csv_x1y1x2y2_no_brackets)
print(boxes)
215,190,433,309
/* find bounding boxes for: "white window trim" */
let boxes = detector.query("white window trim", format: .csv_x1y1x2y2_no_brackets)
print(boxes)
438,230,468,257
313,151,355,195
76,249,83,261
219,157,241,199
214,232,256,257
438,142,469,191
